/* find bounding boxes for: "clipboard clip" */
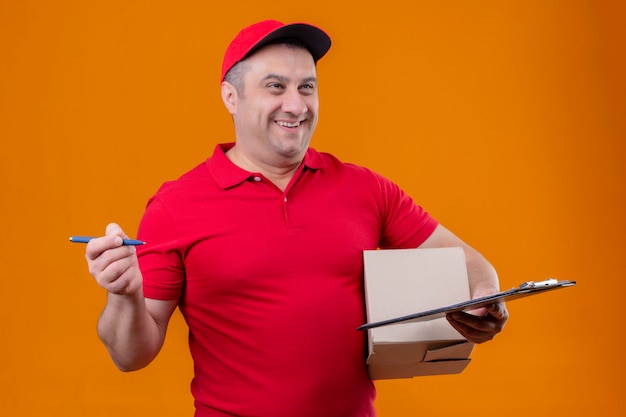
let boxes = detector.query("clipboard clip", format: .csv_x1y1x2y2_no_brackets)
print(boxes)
519,278,559,289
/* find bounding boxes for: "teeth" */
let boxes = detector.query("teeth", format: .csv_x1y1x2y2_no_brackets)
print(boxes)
276,120,301,128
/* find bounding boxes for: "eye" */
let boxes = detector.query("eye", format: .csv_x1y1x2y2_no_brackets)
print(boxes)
266,82,284,90
299,83,316,94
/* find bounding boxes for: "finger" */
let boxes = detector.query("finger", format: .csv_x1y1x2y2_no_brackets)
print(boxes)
99,259,140,295
86,238,137,283
448,312,504,333
90,246,140,293
485,302,509,320
451,310,506,330
465,305,488,317
105,222,129,239
447,311,505,343
450,321,492,344
448,311,486,327
85,235,125,261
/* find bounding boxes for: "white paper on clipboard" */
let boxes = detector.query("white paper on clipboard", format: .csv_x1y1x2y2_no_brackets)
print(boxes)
357,279,576,331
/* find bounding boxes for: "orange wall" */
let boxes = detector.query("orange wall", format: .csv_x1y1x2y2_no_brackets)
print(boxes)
1,1,624,416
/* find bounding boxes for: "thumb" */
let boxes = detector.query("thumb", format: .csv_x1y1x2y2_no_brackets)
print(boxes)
486,301,507,318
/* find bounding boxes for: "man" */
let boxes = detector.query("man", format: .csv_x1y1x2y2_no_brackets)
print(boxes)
85,20,508,417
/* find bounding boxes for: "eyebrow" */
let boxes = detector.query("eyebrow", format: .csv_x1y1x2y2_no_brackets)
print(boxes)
261,74,318,84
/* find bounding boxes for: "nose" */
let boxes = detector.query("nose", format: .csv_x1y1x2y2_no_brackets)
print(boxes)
281,88,308,116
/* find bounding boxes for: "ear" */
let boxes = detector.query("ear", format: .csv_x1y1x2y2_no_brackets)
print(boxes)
221,81,238,114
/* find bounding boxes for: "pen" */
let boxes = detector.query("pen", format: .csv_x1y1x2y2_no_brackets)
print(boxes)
69,236,146,246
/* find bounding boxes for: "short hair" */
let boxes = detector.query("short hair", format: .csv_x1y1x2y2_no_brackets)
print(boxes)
223,60,248,96
223,37,311,96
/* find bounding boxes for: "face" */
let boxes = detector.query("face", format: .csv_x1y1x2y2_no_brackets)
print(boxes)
222,43,319,168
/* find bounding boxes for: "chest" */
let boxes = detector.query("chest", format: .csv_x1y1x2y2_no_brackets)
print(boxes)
176,176,383,298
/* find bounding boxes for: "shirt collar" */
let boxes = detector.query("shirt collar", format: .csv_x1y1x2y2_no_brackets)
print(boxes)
206,143,327,189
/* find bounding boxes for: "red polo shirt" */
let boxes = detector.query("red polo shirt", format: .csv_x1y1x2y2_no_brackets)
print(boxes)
137,143,438,417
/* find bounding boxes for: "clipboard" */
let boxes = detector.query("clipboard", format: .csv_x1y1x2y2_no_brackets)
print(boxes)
358,279,576,331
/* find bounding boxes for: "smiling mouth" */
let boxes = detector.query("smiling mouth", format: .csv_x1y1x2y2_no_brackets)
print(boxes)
276,120,303,128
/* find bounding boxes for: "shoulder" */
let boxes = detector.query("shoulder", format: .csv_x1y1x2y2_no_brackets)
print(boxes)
317,151,401,198
147,161,213,205
308,148,385,180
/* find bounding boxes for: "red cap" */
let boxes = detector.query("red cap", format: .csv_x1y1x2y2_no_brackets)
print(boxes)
221,20,332,82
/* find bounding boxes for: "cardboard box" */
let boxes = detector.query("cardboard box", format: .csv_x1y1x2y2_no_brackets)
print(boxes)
363,247,475,380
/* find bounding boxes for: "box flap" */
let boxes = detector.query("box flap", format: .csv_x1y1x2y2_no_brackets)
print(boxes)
423,341,475,362
368,359,472,380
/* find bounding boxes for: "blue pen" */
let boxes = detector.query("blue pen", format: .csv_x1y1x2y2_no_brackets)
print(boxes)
69,236,146,246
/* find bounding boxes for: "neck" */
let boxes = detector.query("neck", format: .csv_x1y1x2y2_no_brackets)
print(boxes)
226,145,302,191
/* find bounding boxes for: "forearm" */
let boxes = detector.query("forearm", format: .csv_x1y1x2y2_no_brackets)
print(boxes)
419,224,500,297
462,245,500,298
97,291,165,372
420,224,508,341
449,245,509,342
